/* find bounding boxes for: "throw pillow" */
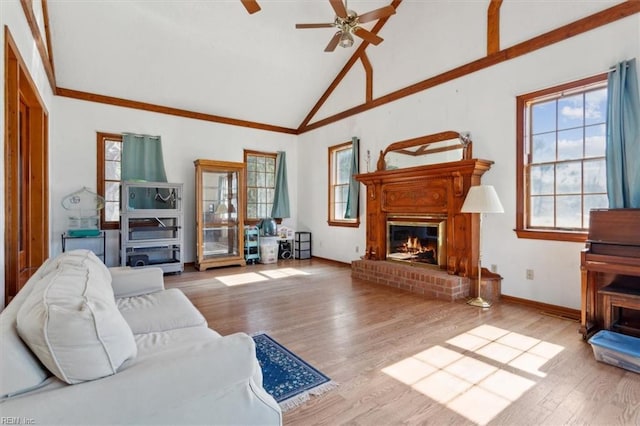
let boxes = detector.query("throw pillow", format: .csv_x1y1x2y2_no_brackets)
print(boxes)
16,250,137,384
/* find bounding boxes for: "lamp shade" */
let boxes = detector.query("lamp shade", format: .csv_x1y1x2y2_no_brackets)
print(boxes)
460,185,504,214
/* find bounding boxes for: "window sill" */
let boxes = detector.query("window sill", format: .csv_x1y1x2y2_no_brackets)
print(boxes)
514,228,587,243
102,223,120,231
328,220,360,228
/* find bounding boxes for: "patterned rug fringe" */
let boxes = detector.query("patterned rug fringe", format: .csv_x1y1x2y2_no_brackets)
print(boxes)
278,380,339,412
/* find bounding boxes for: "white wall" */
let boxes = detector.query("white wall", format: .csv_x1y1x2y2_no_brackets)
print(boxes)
297,10,640,310
1,0,56,308
51,97,298,267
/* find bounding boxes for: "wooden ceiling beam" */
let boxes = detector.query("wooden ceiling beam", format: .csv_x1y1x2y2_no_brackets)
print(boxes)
19,1,639,136
56,87,298,134
297,0,402,132
19,0,56,93
361,52,374,103
41,0,56,78
487,0,503,55
299,0,640,134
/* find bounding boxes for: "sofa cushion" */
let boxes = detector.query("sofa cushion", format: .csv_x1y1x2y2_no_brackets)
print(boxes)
117,288,207,334
16,250,137,384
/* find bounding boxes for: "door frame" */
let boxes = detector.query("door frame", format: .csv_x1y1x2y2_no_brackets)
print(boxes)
4,27,49,303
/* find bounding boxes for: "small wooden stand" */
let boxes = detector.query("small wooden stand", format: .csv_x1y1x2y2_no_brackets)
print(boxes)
478,268,502,302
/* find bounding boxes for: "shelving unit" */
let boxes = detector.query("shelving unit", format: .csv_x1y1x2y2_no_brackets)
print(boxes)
244,226,260,264
294,232,312,259
195,159,246,270
120,181,184,274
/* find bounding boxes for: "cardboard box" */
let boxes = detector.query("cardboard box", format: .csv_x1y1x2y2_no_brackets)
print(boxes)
588,330,640,374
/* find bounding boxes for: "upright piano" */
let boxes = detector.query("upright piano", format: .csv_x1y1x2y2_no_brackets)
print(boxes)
580,209,640,339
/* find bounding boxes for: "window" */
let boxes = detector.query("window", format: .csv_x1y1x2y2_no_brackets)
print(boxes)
516,74,608,242
97,132,122,229
244,150,276,224
328,141,359,227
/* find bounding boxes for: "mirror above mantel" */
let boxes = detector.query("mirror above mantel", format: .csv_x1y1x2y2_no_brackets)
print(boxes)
376,130,473,171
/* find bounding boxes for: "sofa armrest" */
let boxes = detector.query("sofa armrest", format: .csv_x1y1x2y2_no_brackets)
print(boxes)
109,267,165,298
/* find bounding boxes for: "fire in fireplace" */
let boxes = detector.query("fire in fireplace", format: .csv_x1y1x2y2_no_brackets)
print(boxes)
386,217,447,268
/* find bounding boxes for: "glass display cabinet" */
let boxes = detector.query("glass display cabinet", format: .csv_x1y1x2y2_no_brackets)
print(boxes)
194,159,246,271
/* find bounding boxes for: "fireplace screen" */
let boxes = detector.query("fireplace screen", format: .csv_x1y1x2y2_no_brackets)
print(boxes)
386,218,446,267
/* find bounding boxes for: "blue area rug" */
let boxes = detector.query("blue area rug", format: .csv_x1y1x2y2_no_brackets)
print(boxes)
252,333,337,411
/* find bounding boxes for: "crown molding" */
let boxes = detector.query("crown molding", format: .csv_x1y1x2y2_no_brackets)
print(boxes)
56,87,298,135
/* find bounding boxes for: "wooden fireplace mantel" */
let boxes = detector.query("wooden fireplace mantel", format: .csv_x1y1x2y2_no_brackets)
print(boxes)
355,158,494,279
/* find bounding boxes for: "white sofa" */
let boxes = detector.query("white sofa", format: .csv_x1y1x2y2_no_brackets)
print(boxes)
0,250,281,425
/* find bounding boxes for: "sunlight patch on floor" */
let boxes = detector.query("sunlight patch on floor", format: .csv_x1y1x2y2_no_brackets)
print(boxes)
216,268,310,286
259,268,310,279
381,324,563,425
216,272,268,286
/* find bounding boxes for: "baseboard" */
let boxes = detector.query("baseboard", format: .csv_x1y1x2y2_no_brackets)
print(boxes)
307,256,351,267
501,294,580,321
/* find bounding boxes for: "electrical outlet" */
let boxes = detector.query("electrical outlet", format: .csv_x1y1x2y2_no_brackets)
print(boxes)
490,264,497,273
526,269,534,280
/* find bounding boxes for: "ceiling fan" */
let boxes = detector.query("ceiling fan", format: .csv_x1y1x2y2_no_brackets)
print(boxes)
296,0,396,52
240,0,261,14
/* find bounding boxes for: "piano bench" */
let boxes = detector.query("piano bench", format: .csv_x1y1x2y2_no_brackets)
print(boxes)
599,281,640,333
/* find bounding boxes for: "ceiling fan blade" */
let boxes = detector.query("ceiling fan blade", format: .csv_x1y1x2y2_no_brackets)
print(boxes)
324,31,342,52
357,5,396,23
240,0,261,14
329,0,348,19
353,27,384,45
296,23,335,29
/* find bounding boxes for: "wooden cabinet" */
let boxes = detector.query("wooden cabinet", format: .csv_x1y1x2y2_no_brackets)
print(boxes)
194,159,246,271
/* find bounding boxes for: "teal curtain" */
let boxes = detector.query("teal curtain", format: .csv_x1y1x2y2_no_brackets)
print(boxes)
606,59,640,208
271,151,290,218
344,137,360,219
122,134,168,209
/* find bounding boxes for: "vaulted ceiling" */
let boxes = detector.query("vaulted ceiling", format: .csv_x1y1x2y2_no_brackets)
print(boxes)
23,0,638,134
45,0,399,131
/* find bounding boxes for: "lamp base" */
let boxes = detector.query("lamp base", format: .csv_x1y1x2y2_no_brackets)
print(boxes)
467,297,492,308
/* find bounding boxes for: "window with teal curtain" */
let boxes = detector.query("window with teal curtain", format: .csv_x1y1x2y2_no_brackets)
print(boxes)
271,151,290,218
122,133,168,209
344,137,360,219
606,58,640,208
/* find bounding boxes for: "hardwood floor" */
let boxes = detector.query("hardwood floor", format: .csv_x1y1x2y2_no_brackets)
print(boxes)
165,259,640,426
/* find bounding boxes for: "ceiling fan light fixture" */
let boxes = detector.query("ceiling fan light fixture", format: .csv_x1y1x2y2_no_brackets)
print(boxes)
338,31,354,48
296,0,396,52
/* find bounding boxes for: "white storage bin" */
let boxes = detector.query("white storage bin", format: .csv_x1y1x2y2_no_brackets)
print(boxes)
260,238,278,264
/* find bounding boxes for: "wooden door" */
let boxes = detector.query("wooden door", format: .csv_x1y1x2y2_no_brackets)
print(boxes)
18,100,30,278
4,30,49,304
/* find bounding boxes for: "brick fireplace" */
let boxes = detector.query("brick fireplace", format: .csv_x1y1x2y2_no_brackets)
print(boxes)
352,259,471,301
352,142,493,300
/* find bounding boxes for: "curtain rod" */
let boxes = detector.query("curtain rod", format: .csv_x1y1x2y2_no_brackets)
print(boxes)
608,62,632,73
122,132,161,139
